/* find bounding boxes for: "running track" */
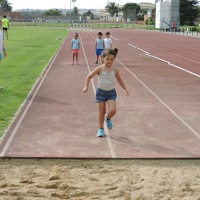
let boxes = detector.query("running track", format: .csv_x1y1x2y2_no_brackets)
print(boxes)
0,29,199,158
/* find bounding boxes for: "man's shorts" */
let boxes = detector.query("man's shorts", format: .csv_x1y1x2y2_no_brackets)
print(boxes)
72,49,79,54
0,53,2,60
96,49,103,56
96,88,117,103
2,27,8,30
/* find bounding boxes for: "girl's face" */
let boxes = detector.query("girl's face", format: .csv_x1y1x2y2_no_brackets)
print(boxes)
74,34,78,38
103,54,115,67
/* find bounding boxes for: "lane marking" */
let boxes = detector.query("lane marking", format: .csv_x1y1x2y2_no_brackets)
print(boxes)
147,54,200,78
0,34,69,157
112,37,200,78
79,32,117,158
127,30,200,53
116,58,200,140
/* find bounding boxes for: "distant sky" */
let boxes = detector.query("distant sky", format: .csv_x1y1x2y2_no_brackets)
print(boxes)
9,0,155,10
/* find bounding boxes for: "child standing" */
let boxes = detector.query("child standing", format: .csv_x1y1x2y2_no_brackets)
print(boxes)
104,32,112,49
95,32,104,64
2,15,9,40
0,21,6,62
83,49,129,137
0,22,6,91
71,32,80,65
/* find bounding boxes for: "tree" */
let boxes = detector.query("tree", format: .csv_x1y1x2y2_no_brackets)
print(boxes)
137,8,155,21
122,3,141,21
105,2,119,17
44,9,62,16
180,0,199,25
83,10,94,19
72,6,79,16
140,8,148,15
197,5,200,18
0,0,12,12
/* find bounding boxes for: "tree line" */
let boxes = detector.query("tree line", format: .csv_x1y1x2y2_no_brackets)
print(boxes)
0,0,200,25
104,0,200,25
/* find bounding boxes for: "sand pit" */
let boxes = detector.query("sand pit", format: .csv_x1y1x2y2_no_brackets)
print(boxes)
0,159,200,199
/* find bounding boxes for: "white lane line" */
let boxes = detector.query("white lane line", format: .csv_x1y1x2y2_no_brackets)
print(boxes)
79,32,117,158
147,54,200,78
0,35,69,157
128,42,200,78
128,43,151,56
166,63,200,78
112,37,200,78
117,58,200,140
145,52,200,78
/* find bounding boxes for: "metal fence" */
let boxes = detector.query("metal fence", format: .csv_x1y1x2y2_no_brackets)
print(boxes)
8,18,200,38
159,26,200,37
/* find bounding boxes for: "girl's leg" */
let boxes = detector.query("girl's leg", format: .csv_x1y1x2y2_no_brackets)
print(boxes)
76,53,78,62
106,100,116,119
72,53,75,64
98,102,106,128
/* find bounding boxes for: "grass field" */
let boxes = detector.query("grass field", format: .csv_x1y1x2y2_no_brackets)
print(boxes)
0,26,68,137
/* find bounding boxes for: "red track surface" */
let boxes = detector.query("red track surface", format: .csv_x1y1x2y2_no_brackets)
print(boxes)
0,29,199,158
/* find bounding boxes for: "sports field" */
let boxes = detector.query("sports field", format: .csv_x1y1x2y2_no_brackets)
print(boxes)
0,27,199,199
0,27,199,158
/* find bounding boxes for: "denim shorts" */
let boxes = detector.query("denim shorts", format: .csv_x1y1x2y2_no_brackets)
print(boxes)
0,53,2,60
96,88,117,103
96,49,103,56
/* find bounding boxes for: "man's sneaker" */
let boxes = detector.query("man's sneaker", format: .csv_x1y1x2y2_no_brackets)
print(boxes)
76,61,79,65
97,128,104,137
71,62,74,65
105,114,112,129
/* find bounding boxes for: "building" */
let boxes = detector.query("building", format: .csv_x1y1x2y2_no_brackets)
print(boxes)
139,2,155,9
155,0,179,29
0,12,23,20
88,2,155,23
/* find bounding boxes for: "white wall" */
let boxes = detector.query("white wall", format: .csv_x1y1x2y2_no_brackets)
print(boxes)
155,2,171,28
156,0,180,29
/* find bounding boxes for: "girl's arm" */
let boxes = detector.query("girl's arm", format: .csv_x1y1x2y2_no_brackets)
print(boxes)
78,40,80,50
83,67,101,93
115,69,129,96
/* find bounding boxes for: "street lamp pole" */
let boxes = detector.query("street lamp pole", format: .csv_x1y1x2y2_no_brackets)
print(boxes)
147,9,152,30
70,0,71,21
116,4,119,24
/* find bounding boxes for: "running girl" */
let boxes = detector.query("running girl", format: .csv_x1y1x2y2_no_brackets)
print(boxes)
83,49,129,137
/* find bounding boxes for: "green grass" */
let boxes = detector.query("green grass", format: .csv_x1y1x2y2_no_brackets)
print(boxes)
0,26,68,136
